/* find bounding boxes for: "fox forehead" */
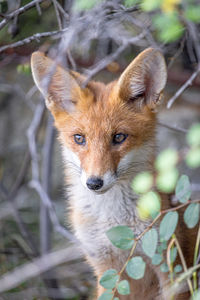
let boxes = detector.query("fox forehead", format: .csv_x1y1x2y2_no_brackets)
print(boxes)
55,80,156,140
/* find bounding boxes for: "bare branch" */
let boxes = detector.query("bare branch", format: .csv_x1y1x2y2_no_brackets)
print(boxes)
167,64,200,109
158,121,188,134
52,0,63,30
0,246,83,293
0,0,47,31
83,31,146,86
30,179,77,242
0,28,68,53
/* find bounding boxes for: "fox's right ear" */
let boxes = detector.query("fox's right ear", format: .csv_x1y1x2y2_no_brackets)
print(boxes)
31,51,88,116
117,48,167,112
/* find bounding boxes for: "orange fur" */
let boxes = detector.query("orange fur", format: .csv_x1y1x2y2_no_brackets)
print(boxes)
31,48,197,300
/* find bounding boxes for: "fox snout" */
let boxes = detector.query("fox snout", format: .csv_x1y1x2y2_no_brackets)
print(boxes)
86,177,104,191
81,170,117,193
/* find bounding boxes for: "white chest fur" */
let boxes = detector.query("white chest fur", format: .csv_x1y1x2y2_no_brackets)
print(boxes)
69,178,151,266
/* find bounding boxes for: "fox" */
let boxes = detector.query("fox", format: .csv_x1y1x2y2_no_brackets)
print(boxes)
31,48,196,300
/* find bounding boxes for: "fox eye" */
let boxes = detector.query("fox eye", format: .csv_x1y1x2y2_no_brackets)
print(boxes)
112,133,128,145
74,134,86,145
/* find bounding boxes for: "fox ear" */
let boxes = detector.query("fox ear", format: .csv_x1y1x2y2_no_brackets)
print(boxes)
118,48,167,111
31,51,85,114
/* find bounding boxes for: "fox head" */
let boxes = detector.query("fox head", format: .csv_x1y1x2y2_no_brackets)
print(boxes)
31,48,167,193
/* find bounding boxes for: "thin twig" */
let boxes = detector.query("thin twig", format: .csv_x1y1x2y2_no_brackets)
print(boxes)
0,0,47,31
0,28,68,53
52,0,62,30
158,121,188,134
111,198,200,299
0,246,83,293
167,64,200,109
83,31,146,86
0,183,39,256
174,235,194,295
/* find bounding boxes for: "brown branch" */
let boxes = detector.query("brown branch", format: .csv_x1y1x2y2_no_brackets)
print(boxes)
0,0,47,31
52,0,62,30
0,28,68,53
83,31,146,86
0,246,83,293
27,102,77,243
167,64,200,109
157,121,188,134
111,198,200,299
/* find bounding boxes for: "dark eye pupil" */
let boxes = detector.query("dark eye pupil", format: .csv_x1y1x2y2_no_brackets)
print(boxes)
113,133,128,145
74,134,85,145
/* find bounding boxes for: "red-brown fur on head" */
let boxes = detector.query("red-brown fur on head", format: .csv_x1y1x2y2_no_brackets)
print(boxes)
31,48,167,190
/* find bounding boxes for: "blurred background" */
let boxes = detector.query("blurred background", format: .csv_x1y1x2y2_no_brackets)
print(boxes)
0,0,200,299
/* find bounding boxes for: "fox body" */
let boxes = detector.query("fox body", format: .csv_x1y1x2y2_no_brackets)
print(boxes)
31,48,194,299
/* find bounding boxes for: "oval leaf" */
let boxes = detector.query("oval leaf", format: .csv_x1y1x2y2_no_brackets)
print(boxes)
98,290,113,300
126,256,146,279
155,148,178,172
175,175,191,203
186,123,200,146
159,211,179,241
142,229,158,258
184,203,200,229
186,148,200,169
152,253,163,265
160,262,169,273
132,171,153,194
170,247,177,263
174,264,182,273
117,280,130,295
99,269,119,289
106,226,134,250
137,191,161,220
156,168,179,193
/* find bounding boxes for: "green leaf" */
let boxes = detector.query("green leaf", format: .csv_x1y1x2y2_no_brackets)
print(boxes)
106,226,134,250
99,269,119,289
74,0,98,11
174,264,182,273
192,289,200,300
137,191,161,220
155,149,178,172
157,168,179,193
170,247,177,263
186,148,200,168
141,0,162,11
159,211,179,241
157,240,168,255
153,13,184,42
175,175,191,203
132,172,153,194
184,203,200,229
187,123,200,146
152,253,163,265
184,6,200,23
98,290,113,300
126,256,146,279
142,229,158,258
117,280,130,295
160,263,169,273
124,0,139,8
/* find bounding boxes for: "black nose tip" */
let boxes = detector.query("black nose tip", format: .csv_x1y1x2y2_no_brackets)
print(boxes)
86,177,104,190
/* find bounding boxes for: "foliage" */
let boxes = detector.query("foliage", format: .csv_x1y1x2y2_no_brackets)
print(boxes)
99,123,200,299
0,0,200,299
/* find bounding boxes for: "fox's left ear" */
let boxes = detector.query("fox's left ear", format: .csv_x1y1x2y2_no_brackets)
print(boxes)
118,48,167,111
31,51,91,117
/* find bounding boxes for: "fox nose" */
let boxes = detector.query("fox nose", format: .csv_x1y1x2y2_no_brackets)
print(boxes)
86,177,104,190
